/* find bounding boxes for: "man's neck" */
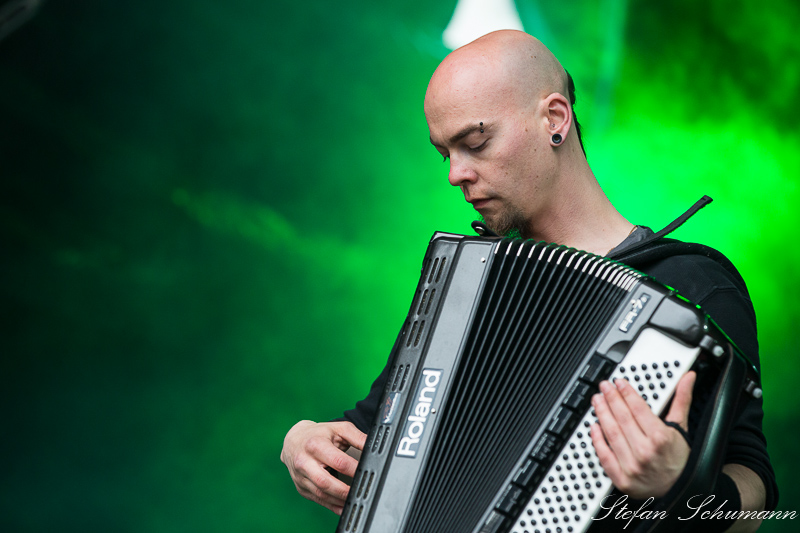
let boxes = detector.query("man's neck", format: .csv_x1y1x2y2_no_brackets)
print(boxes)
526,164,634,256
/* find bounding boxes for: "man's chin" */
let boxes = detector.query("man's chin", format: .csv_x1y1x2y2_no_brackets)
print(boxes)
477,214,523,239
476,214,497,233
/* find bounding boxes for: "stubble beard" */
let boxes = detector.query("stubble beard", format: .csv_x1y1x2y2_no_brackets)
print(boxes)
482,204,529,240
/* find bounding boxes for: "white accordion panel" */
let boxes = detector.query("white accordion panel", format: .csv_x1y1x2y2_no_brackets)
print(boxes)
511,327,701,533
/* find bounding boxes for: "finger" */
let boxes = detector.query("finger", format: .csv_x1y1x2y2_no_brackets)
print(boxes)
598,380,646,446
665,371,696,430
332,449,361,480
589,422,624,485
297,481,346,514
313,439,361,479
299,461,352,507
297,481,346,515
591,390,635,467
330,422,368,451
613,376,664,436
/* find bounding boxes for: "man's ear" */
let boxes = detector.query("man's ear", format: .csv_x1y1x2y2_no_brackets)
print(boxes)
543,93,572,147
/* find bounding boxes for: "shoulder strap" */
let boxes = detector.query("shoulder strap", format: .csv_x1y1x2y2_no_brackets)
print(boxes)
607,195,713,260
608,196,749,296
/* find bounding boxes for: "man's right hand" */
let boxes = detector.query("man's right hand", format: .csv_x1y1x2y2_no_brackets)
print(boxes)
280,420,367,515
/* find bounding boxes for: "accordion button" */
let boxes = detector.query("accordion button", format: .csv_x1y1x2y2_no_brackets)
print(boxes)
497,484,524,515
531,433,561,462
513,458,542,490
479,511,508,533
580,354,612,384
548,407,575,437
564,382,591,410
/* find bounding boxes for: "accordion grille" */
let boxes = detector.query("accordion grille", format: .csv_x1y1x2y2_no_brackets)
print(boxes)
403,239,637,532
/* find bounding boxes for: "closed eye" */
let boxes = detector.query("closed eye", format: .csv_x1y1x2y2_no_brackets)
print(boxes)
470,140,488,152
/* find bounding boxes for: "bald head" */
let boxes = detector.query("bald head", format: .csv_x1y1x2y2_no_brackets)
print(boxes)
422,31,631,254
424,30,568,119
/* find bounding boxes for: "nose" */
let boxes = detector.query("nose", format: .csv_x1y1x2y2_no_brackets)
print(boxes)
447,156,477,188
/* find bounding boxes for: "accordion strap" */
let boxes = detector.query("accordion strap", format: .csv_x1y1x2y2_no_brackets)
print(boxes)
608,195,714,260
608,195,749,298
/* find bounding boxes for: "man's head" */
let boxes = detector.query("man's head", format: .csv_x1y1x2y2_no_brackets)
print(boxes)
424,30,582,238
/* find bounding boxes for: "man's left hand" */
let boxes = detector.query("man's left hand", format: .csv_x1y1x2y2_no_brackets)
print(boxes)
590,371,696,499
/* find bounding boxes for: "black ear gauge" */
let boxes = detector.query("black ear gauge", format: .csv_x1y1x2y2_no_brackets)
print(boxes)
552,133,563,144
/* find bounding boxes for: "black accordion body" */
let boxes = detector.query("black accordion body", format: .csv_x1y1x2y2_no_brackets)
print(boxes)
336,232,761,533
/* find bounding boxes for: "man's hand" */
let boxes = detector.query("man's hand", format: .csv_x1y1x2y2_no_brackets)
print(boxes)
590,371,696,498
281,420,367,515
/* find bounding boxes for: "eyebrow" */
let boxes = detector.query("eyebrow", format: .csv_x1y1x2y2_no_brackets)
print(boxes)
430,123,485,147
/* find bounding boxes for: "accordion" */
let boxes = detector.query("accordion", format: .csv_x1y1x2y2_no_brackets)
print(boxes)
336,232,761,533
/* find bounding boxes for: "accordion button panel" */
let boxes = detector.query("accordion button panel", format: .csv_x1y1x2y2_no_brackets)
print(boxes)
509,327,701,533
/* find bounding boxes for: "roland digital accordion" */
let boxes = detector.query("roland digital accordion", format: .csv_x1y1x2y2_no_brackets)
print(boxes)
336,232,761,533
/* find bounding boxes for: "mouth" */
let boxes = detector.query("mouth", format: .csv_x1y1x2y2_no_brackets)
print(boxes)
467,197,492,210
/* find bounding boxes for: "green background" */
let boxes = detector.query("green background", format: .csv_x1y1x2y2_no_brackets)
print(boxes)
1,1,798,531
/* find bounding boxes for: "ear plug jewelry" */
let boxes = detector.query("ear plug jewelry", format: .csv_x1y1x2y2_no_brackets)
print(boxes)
552,133,563,144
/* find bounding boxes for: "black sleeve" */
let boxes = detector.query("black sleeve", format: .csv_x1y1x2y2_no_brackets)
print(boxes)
337,360,390,434
331,330,401,434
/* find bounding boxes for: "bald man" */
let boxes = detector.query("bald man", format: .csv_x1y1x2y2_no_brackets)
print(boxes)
281,31,775,531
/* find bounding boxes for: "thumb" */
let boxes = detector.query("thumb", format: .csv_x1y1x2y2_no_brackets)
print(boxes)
665,370,696,430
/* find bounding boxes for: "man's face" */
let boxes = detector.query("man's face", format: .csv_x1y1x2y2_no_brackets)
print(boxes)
424,65,555,238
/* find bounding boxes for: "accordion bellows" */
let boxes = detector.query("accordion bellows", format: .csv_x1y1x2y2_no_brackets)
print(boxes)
336,233,759,533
